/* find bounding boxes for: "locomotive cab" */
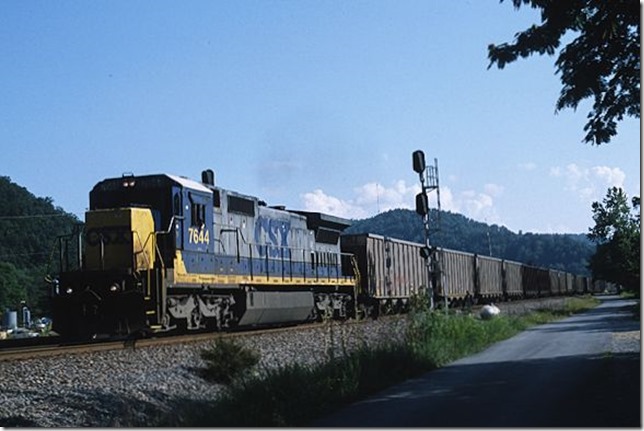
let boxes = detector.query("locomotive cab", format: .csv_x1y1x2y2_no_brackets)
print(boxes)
52,173,212,337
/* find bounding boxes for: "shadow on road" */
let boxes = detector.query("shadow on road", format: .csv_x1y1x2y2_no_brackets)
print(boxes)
313,351,640,427
533,300,639,334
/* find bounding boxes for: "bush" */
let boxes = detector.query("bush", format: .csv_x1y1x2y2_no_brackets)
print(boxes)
200,338,260,384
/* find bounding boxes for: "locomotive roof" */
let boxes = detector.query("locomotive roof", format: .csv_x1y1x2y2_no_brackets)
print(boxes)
94,173,351,227
290,210,352,230
166,174,212,194
93,173,213,194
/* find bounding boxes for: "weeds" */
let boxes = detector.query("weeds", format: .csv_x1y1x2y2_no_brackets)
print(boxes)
183,346,431,427
199,338,260,384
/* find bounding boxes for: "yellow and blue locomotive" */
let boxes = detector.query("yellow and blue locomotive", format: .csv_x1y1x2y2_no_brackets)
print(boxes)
51,170,357,338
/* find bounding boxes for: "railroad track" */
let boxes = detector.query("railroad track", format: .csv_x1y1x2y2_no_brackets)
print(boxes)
0,336,132,361
0,296,571,362
0,320,332,362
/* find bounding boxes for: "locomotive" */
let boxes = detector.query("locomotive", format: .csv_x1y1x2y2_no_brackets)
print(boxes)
50,170,357,338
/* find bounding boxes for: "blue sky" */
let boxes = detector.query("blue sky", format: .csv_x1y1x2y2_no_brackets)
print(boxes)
1,1,640,234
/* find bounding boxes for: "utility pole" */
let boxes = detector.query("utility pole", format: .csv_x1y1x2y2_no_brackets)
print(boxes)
412,150,443,311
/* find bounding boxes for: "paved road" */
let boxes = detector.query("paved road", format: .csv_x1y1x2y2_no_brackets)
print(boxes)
312,296,640,427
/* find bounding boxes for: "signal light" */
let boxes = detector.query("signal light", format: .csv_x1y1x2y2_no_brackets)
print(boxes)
415,192,429,216
420,246,432,259
412,150,426,173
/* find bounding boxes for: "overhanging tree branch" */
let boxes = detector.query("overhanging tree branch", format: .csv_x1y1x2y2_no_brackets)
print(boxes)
488,0,640,145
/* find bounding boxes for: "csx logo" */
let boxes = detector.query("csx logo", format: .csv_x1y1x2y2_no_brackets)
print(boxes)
85,226,131,246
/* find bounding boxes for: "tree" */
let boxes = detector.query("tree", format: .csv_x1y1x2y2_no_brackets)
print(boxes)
0,176,80,316
488,0,640,145
0,262,28,312
587,187,640,292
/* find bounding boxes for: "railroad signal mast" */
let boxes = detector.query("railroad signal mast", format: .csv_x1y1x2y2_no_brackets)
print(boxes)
412,150,443,311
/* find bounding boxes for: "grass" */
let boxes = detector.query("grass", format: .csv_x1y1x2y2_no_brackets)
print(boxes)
159,296,600,427
168,346,433,427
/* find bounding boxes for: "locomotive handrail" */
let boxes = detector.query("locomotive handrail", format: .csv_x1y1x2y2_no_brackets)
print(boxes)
217,229,356,283
220,229,241,263
53,232,81,273
132,230,151,270
151,216,179,268
158,216,178,235
347,253,361,288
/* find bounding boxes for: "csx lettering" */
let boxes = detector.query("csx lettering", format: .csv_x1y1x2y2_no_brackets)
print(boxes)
86,226,131,246
253,216,291,257
188,227,210,245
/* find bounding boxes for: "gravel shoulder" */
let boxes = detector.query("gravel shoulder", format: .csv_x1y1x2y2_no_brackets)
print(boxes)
0,316,407,427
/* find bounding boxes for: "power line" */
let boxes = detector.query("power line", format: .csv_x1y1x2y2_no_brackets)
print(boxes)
0,251,51,259
0,214,77,220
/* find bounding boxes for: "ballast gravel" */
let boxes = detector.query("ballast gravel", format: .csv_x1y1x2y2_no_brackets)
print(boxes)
0,317,408,427
0,297,638,427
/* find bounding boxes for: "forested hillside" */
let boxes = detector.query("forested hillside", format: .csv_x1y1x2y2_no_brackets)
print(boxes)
0,177,79,316
344,208,594,275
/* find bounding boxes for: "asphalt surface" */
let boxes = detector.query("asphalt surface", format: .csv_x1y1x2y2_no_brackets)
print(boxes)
312,296,640,427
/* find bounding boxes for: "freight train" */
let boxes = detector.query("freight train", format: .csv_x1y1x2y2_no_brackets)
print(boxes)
48,170,596,338
342,233,596,316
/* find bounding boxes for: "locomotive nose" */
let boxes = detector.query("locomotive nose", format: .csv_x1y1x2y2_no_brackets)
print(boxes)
83,208,156,272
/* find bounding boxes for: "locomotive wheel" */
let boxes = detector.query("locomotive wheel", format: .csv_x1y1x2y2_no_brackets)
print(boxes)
190,307,203,330
356,303,368,320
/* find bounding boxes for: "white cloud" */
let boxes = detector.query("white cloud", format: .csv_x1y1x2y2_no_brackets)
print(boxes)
590,165,626,188
301,180,421,219
458,189,501,224
300,180,503,226
436,186,456,212
353,180,420,211
549,163,627,202
301,189,367,219
440,184,503,224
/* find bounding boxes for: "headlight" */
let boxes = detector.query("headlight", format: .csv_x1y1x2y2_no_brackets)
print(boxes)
109,283,120,292
65,287,73,294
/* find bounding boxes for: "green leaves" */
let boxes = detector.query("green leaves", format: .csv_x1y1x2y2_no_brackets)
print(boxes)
489,0,640,145
0,262,29,312
0,177,79,315
587,187,640,291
